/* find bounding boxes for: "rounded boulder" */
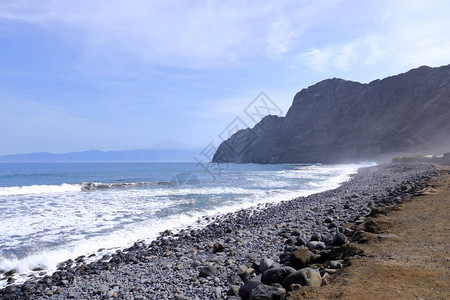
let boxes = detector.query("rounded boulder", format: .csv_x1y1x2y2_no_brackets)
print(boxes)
290,249,312,269
249,284,286,300
282,268,322,289
261,266,296,285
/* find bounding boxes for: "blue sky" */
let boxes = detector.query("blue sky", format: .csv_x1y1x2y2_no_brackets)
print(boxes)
1,0,450,155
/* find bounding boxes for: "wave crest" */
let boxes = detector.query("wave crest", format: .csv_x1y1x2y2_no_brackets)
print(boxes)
81,181,169,191
0,184,81,196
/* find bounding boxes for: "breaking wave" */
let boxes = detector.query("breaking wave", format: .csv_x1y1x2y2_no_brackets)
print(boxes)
0,181,171,196
81,181,169,191
0,184,81,196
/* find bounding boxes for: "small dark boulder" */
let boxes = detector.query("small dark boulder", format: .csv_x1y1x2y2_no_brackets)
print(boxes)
310,232,322,241
261,266,296,285
213,242,225,253
290,249,313,269
331,233,349,246
239,275,263,300
328,261,343,269
198,266,219,278
259,258,275,273
227,285,240,296
295,237,307,246
249,284,286,300
324,217,333,223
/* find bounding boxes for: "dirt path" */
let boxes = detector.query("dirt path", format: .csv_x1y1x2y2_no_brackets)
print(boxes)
288,167,450,300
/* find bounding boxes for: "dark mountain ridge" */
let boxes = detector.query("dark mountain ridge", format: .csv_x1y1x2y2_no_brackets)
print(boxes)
213,64,450,164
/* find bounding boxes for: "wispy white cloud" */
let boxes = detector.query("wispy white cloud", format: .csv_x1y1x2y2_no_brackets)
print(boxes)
2,0,449,74
303,47,332,72
0,0,342,70
0,1,264,68
302,36,381,73
266,17,297,58
299,0,450,78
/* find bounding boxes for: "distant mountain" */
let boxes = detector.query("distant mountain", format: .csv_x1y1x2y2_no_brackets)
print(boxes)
0,149,200,162
213,64,450,164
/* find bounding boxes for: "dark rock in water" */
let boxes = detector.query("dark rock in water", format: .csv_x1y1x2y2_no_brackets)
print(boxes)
239,275,263,300
7,277,16,284
249,284,286,300
213,64,450,164
261,266,296,285
331,233,349,246
198,266,219,278
4,270,16,277
282,268,322,289
32,267,44,272
290,249,313,269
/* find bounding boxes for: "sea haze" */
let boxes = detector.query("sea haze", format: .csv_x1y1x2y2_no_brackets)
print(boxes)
0,162,373,287
0,149,200,163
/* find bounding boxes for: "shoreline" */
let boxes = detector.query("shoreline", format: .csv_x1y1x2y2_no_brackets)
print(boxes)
0,163,438,299
0,163,362,289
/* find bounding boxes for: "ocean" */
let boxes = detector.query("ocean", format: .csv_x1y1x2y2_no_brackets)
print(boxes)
0,162,370,286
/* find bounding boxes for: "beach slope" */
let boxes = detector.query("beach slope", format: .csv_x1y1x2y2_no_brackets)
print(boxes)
288,167,450,300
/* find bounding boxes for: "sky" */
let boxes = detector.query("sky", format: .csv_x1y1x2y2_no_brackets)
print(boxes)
1,0,450,156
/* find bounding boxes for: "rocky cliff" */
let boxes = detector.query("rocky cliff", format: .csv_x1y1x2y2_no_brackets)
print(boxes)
213,64,450,163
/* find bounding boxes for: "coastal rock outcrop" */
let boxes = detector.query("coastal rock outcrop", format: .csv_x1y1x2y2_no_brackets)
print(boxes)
213,64,450,164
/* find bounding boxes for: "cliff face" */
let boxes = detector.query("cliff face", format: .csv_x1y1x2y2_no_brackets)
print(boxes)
213,64,450,164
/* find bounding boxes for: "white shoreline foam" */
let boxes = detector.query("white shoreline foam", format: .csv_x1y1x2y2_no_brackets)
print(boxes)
0,163,374,288
0,183,82,196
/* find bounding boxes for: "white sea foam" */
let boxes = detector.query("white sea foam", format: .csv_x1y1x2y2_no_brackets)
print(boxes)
0,212,208,287
0,183,82,196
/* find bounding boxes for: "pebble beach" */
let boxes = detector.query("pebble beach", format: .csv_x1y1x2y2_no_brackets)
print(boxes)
0,163,438,300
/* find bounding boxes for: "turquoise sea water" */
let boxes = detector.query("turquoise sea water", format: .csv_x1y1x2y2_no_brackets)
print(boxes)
0,162,369,286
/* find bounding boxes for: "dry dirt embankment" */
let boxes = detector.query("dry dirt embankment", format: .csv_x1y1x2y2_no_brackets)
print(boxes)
289,167,450,300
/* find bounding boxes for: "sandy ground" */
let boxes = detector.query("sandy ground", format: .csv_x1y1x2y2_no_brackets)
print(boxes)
288,167,450,300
